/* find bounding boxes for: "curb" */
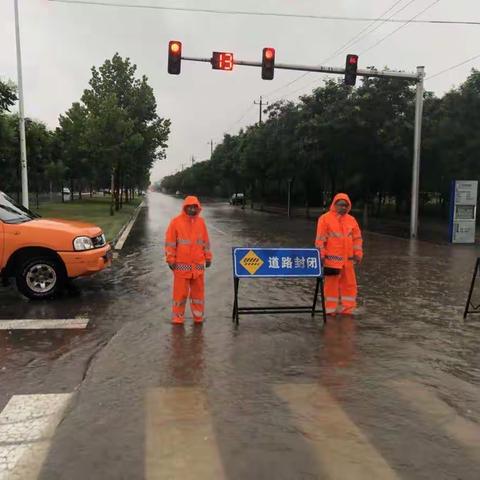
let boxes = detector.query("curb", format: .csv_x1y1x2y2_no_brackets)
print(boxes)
111,200,145,251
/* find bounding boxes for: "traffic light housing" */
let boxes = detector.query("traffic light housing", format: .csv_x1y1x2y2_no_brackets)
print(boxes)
262,47,275,80
168,41,182,75
345,54,358,86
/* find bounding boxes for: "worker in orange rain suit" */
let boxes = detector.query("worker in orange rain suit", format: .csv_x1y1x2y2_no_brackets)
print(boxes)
315,193,363,316
165,196,212,324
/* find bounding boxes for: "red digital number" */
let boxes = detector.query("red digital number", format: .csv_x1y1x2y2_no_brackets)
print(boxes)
212,52,234,71
221,53,233,71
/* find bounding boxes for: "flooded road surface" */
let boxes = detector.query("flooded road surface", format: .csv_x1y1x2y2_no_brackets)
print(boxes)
1,192,480,479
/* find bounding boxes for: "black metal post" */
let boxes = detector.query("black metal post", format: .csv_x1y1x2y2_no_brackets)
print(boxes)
232,277,240,325
311,277,320,317
320,277,327,324
464,258,480,319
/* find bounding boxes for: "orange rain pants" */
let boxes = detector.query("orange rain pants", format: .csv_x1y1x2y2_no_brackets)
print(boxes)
324,262,358,315
172,275,205,324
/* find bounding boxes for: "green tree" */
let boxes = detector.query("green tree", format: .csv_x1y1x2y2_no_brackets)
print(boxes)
0,80,17,113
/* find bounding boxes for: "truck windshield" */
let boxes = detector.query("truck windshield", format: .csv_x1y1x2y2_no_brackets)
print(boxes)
0,192,39,224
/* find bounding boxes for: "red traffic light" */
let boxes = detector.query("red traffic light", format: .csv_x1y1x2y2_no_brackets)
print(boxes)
170,41,181,55
348,54,358,65
262,47,275,80
264,48,275,60
345,54,359,86
168,40,182,75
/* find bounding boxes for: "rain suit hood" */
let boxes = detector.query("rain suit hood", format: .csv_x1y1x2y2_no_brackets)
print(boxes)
182,196,202,215
330,193,352,213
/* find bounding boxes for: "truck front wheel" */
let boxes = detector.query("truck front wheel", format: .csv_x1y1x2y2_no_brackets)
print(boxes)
16,256,66,300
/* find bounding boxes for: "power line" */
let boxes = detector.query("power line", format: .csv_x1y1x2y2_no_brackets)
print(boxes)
321,0,414,65
426,52,480,80
277,0,435,103
360,0,441,55
276,1,433,104
48,0,480,25
263,0,416,100
223,104,256,135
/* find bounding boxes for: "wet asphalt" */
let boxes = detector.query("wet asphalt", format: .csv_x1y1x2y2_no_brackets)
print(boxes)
1,192,480,479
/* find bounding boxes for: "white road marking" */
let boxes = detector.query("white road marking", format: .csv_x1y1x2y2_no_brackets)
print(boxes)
275,384,399,480
145,387,225,480
0,319,89,330
208,224,227,236
392,379,480,454
114,201,145,251
0,393,72,479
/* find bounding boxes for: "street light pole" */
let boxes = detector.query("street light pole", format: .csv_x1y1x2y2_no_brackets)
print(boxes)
410,66,425,239
14,0,29,208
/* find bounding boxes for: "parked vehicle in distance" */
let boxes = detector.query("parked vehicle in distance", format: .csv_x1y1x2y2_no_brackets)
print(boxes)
230,193,245,206
0,191,112,299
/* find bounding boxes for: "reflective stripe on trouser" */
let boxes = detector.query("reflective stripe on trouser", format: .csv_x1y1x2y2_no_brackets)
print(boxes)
324,262,358,314
172,274,205,322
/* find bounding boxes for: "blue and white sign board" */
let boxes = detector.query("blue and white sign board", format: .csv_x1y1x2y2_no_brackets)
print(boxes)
233,248,322,278
449,180,478,244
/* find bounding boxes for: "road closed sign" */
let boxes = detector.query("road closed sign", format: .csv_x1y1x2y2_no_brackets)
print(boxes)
233,248,322,278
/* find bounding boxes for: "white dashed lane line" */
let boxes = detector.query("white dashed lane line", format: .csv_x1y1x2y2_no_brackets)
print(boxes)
208,224,227,236
0,319,89,330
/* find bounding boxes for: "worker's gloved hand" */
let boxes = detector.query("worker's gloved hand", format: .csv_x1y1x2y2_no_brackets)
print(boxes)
206,260,212,268
168,263,174,270
353,255,362,265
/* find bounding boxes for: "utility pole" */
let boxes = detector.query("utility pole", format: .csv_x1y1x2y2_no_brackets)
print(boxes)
254,96,268,125
191,155,196,166
14,0,29,208
208,140,214,158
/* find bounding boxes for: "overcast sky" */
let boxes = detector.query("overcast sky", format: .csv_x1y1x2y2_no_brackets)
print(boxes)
1,0,480,182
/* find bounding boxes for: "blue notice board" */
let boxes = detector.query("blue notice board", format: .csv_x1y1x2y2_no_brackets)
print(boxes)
233,248,322,278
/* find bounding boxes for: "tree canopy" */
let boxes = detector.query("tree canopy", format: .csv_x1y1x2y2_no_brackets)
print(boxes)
161,70,480,216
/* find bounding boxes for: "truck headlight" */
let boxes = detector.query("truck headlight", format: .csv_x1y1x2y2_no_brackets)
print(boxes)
74,236,94,251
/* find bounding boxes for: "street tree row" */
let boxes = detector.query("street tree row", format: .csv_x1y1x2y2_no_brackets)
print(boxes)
161,71,480,218
1,54,170,213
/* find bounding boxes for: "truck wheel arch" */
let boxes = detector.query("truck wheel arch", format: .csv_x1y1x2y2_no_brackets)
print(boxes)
4,247,67,279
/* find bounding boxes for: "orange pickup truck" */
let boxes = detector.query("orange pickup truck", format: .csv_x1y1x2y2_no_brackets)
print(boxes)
0,191,112,299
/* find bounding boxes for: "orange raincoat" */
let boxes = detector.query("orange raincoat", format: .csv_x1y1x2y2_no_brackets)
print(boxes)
315,193,363,314
165,196,212,323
